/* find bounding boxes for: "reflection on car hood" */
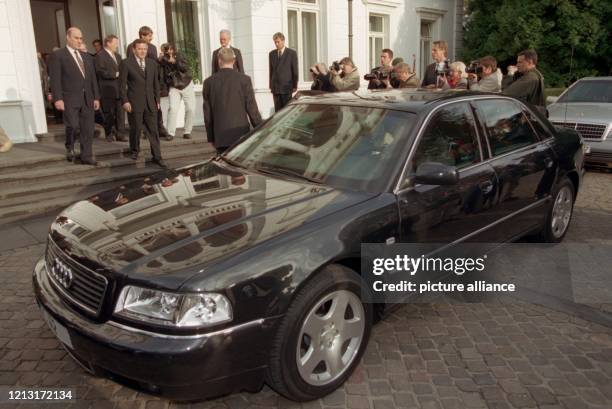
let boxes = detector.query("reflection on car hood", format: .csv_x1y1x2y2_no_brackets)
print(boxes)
548,103,612,124
48,160,376,284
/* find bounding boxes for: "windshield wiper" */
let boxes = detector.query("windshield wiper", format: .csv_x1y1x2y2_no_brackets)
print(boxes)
217,155,248,170
254,165,323,184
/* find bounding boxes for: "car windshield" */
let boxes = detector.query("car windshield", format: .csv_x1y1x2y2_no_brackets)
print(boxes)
224,104,415,192
557,80,612,103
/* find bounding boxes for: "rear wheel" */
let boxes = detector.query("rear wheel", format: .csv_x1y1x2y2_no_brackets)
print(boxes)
266,264,372,401
539,178,575,242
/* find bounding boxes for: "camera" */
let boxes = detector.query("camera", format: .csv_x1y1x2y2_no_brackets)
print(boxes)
465,61,483,76
329,61,341,72
435,60,450,77
364,67,393,81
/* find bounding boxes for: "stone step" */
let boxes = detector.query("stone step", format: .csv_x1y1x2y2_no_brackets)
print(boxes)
0,154,209,225
0,143,215,188
0,133,211,173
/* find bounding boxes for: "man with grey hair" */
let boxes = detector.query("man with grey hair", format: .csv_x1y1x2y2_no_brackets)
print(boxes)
212,29,244,74
204,47,262,154
329,57,360,91
269,32,298,111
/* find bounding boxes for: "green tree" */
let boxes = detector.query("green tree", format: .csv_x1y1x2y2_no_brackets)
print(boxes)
462,0,611,87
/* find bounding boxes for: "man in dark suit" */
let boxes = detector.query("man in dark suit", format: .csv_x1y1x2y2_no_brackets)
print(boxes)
119,39,166,167
421,40,449,88
269,32,298,112
95,34,126,142
204,47,262,154
126,26,170,140
49,27,100,165
212,29,244,74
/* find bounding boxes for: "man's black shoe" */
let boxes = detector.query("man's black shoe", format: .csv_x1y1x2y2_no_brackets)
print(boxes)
183,133,191,139
152,158,168,168
66,150,74,162
166,134,174,141
78,159,98,166
106,133,115,142
116,133,128,142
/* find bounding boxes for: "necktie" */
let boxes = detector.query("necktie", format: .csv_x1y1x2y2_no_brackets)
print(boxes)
139,58,145,72
74,50,85,77
278,49,282,58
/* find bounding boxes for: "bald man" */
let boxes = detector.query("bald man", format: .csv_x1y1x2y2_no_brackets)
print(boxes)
49,27,100,165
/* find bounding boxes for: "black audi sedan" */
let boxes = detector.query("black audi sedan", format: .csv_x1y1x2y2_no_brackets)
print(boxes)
33,90,585,401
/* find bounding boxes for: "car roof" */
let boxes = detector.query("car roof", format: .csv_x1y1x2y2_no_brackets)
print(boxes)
576,77,612,81
291,89,505,113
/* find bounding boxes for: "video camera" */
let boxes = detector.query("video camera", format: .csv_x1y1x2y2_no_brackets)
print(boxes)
364,67,395,82
329,61,341,72
435,60,451,77
465,60,483,76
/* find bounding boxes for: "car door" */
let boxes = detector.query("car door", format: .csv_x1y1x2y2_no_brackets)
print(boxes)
472,98,557,240
396,101,499,244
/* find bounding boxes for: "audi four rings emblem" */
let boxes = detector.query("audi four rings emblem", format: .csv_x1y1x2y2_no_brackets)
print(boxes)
51,257,74,289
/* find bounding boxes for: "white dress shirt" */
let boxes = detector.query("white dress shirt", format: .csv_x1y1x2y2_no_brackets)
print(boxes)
66,45,85,77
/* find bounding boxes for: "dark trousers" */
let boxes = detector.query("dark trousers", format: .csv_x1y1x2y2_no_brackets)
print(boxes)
128,109,162,160
101,98,125,137
273,93,292,112
63,95,94,162
158,108,167,136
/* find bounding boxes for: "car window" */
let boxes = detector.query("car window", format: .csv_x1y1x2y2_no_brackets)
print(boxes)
522,107,552,140
474,99,538,156
226,104,415,192
557,80,612,103
411,103,481,171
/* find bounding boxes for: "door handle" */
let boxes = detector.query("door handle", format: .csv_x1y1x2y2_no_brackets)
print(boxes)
480,180,494,195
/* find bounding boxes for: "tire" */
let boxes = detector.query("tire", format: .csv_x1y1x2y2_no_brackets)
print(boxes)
539,177,575,243
266,264,373,401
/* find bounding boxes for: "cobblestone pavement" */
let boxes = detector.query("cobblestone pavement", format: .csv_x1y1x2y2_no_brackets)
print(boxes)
1,172,611,409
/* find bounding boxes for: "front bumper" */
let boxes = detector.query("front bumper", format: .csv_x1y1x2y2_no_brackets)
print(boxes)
584,140,612,167
33,257,279,401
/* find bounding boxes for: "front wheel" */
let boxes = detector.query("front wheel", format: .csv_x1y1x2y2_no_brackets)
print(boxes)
266,264,372,401
539,178,576,243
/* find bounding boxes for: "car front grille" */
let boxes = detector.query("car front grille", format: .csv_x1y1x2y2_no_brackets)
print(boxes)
552,121,608,141
45,239,108,316
586,151,612,166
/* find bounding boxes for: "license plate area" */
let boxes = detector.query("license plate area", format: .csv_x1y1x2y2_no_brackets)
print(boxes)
41,308,74,349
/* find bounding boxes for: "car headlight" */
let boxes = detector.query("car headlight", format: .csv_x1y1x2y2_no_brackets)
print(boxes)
114,286,232,327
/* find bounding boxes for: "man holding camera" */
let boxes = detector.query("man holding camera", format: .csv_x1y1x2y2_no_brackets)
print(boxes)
310,63,335,92
387,63,419,88
421,41,449,88
503,49,545,108
467,56,501,92
159,43,195,140
367,49,394,89
330,58,360,91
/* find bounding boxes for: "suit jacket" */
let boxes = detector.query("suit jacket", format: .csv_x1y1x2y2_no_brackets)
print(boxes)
127,41,158,61
95,49,123,101
49,47,100,108
119,56,160,113
420,62,438,87
269,47,298,94
212,46,244,74
203,68,262,148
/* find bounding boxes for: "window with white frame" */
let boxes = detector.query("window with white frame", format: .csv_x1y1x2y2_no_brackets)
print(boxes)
287,0,319,82
420,20,434,77
368,13,389,71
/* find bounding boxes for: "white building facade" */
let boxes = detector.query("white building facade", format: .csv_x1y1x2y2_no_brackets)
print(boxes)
1,0,463,144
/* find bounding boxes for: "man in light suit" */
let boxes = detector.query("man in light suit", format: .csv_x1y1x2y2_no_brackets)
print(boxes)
204,48,262,154
269,32,298,112
95,34,126,142
119,39,166,167
49,27,100,165
211,29,244,74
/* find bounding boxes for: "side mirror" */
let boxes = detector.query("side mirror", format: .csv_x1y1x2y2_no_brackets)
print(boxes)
415,162,459,185
546,96,559,105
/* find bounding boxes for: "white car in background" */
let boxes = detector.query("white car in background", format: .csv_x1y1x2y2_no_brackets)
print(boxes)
547,77,612,169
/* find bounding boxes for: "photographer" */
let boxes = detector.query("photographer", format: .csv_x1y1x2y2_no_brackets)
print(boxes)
386,63,418,88
310,63,335,92
330,57,360,91
440,62,468,89
367,49,394,89
503,49,545,108
421,41,449,88
159,43,195,140
467,56,501,92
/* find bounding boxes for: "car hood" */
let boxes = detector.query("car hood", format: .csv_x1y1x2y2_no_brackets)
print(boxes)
548,103,612,124
48,160,377,286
